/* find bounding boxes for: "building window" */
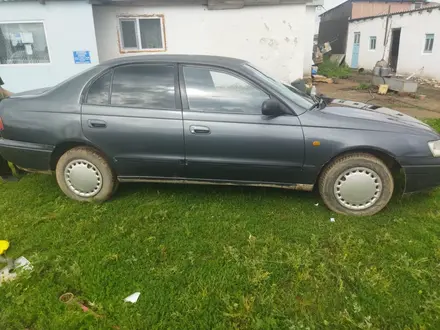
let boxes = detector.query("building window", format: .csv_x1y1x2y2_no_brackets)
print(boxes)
414,2,422,9
369,37,377,50
0,22,50,65
118,16,166,52
424,34,434,53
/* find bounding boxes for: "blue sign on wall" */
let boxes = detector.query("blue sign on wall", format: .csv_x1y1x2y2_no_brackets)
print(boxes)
73,51,91,64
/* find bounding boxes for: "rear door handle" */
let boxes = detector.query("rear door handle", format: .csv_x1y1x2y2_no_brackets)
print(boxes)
190,125,210,134
88,119,107,128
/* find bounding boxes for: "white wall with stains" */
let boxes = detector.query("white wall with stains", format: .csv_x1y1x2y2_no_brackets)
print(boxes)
0,1,99,92
93,4,313,83
304,5,317,76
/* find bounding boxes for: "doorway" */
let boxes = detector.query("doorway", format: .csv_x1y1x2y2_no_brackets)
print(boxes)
351,32,361,68
389,28,401,72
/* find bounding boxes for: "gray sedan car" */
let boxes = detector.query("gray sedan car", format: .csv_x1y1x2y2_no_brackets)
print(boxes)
0,55,439,216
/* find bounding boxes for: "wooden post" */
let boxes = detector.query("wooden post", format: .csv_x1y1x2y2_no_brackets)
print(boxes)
384,5,391,46
382,5,391,60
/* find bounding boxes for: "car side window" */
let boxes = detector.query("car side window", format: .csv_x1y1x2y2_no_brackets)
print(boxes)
86,71,112,105
183,66,269,114
111,64,175,110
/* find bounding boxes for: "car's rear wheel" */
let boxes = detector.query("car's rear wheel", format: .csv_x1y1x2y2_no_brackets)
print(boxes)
55,146,117,202
319,153,394,216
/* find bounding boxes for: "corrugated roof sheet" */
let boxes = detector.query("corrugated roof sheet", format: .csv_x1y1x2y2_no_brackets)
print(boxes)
349,4,440,21
320,0,429,17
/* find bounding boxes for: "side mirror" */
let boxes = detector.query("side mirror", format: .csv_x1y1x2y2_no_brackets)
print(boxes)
262,99,283,116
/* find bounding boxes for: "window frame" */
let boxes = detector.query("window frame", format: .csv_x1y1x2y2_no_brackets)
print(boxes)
424,33,435,54
118,15,167,53
179,64,273,116
83,63,179,111
0,20,51,66
354,32,361,44
369,36,377,51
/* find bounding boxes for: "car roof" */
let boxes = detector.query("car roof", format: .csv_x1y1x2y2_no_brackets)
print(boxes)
99,54,248,68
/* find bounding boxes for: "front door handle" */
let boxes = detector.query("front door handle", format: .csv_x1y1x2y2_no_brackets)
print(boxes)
88,119,107,129
190,125,210,134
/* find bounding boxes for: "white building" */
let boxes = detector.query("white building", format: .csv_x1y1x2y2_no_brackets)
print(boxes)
346,6,440,79
0,0,322,93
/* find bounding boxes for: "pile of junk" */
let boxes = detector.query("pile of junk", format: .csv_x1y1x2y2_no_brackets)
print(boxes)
371,59,419,94
311,38,420,94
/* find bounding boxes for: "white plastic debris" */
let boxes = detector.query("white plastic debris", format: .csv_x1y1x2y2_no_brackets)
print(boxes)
14,256,32,271
330,218,335,223
124,292,141,303
0,256,32,285
314,203,319,206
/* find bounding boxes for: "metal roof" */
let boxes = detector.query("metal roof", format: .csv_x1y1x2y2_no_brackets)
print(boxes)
319,0,428,17
349,4,440,21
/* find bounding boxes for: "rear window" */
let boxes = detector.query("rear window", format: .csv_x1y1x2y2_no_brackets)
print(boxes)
86,71,112,105
111,65,176,110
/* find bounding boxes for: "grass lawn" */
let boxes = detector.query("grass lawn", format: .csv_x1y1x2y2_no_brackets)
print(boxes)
1,120,440,329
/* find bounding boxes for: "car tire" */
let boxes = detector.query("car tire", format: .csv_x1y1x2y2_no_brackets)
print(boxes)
319,153,394,216
55,146,118,202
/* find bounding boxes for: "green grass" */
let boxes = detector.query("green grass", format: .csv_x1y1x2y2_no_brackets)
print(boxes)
355,83,373,91
425,118,440,132
317,59,352,79
1,121,440,329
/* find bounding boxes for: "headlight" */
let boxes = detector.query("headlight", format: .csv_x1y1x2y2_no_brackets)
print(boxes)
428,140,440,157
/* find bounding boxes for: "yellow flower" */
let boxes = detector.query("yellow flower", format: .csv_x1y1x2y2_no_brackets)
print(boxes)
0,240,10,255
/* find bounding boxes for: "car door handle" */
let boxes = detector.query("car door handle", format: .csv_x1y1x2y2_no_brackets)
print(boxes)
88,119,107,128
189,125,210,134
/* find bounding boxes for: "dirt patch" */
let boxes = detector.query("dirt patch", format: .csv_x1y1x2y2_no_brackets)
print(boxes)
315,73,440,119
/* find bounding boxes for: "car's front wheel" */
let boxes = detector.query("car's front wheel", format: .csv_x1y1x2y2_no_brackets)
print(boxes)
319,153,394,216
55,146,118,202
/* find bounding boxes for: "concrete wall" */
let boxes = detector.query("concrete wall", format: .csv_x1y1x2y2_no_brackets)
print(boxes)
0,1,99,93
93,4,312,83
303,5,317,75
346,8,440,79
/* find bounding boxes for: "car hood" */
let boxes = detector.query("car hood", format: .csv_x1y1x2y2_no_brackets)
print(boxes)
321,98,436,134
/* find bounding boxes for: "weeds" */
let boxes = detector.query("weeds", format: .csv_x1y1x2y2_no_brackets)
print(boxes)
318,58,352,79
355,83,373,90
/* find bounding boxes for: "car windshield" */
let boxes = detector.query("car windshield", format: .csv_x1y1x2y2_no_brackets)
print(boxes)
244,64,314,110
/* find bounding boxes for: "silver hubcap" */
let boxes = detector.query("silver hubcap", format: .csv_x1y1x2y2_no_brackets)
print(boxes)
64,159,103,198
334,167,382,210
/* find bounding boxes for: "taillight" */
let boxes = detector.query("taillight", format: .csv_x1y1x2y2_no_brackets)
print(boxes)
0,117,4,131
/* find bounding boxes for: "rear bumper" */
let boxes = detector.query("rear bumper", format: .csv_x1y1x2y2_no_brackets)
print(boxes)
0,138,53,171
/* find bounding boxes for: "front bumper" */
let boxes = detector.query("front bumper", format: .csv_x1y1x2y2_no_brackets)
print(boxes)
401,156,440,193
0,138,53,172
